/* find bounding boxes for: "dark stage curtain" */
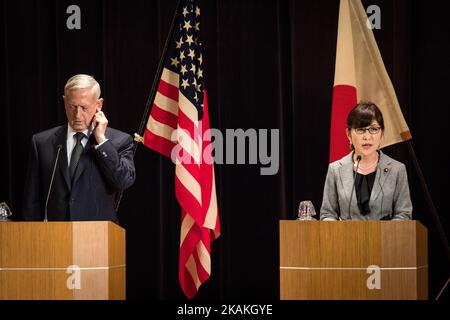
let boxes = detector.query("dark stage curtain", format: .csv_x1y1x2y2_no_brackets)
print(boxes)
1,0,449,300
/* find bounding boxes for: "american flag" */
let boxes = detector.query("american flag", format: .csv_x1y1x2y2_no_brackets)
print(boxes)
142,0,220,299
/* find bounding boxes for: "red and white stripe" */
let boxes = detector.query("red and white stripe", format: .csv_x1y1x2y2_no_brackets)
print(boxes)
144,67,220,299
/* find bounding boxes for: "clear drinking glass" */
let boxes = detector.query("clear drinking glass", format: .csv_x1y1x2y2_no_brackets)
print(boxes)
0,202,12,222
297,200,316,221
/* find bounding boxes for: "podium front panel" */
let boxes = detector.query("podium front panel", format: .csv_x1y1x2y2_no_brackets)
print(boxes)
279,220,427,300
0,221,125,300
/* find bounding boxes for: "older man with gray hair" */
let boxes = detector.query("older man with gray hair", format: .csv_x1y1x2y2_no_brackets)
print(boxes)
23,74,136,222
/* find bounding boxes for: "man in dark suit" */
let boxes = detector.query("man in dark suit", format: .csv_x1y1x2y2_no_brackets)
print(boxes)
23,74,136,221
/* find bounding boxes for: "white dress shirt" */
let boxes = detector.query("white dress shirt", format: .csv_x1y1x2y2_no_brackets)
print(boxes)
66,124,108,166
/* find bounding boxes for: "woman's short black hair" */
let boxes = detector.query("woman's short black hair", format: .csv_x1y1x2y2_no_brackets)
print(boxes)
346,101,384,130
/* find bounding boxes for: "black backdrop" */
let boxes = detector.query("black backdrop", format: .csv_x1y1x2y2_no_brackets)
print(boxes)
1,0,449,300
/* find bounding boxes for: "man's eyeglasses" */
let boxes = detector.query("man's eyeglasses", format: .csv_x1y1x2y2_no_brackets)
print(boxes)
353,126,381,135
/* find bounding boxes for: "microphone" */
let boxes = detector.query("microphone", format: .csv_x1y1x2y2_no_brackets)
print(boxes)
347,155,361,220
378,166,388,220
44,144,62,222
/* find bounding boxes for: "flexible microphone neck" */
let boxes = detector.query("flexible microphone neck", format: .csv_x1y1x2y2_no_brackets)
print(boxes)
347,154,362,220
44,144,62,222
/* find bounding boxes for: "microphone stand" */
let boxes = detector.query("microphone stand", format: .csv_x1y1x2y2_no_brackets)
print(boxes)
347,155,361,220
44,145,62,222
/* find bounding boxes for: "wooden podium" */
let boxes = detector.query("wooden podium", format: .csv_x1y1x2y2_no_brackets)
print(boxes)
280,220,428,300
0,221,125,300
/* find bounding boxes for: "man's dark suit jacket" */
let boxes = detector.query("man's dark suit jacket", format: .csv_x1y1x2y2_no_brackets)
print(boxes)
22,124,136,221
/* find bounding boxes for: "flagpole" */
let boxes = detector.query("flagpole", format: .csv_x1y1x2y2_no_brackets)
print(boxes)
115,0,182,212
406,141,450,262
